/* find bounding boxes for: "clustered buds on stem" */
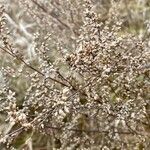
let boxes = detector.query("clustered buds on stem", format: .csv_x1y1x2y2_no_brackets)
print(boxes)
0,0,149,149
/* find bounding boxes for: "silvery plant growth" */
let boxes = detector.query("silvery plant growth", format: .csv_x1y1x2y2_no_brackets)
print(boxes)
0,0,149,149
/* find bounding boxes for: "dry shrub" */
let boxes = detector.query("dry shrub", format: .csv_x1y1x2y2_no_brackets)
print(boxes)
0,0,150,149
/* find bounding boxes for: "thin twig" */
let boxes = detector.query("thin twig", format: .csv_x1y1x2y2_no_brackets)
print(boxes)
0,46,70,87
31,0,70,29
44,125,139,135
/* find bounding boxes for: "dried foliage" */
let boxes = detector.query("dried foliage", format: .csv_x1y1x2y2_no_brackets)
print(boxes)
0,0,150,149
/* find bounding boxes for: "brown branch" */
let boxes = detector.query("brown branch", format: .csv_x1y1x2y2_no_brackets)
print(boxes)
0,46,70,87
31,0,70,29
44,125,138,135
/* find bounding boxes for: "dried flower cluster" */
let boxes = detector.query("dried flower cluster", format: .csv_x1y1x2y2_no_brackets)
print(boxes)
0,0,150,149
